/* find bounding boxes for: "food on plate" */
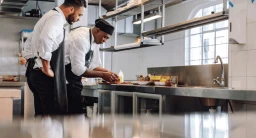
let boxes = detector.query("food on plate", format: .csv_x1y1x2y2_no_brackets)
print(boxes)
144,74,150,81
150,75,162,81
101,80,119,84
165,80,172,86
121,82,132,84
136,75,144,81
150,75,171,82
136,74,151,81
160,76,171,82
146,81,155,86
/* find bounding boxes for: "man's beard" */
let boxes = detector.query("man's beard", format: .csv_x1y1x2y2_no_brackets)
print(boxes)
67,14,75,25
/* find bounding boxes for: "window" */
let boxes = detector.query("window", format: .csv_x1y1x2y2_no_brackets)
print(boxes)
186,3,228,65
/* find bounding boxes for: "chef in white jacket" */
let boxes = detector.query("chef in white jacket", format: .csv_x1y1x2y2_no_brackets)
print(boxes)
22,0,86,115
64,19,119,114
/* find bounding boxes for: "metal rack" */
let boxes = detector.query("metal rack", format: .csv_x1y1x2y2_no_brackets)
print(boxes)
143,10,229,37
100,43,162,52
103,0,163,21
100,0,229,52
100,0,166,52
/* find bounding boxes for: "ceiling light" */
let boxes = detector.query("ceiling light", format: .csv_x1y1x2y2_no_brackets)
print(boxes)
133,13,162,24
0,0,3,4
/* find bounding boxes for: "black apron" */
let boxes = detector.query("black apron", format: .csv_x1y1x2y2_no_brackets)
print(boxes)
50,28,68,113
65,28,94,89
50,8,68,113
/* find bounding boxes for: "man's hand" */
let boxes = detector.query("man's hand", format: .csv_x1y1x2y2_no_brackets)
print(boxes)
19,57,26,65
109,71,119,79
102,72,119,82
41,68,54,78
41,58,54,78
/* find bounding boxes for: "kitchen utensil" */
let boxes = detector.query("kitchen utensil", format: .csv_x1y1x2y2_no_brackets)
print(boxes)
136,75,144,81
171,76,178,87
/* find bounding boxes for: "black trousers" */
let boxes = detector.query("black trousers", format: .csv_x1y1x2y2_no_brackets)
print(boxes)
27,69,55,115
67,83,83,114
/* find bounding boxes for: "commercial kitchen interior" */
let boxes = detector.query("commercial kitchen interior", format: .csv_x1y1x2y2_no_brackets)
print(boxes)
0,0,256,137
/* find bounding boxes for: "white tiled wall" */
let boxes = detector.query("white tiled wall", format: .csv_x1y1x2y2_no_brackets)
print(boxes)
246,77,256,90
231,77,247,90
229,0,256,90
247,50,256,76
231,51,247,77
247,22,256,50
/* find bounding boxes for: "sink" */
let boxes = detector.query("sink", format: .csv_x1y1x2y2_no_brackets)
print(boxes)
177,85,232,110
200,98,228,109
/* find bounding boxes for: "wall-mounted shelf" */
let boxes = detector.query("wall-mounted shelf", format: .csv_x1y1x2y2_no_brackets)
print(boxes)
142,10,229,37
103,0,163,21
0,15,40,20
100,43,162,52
101,0,166,52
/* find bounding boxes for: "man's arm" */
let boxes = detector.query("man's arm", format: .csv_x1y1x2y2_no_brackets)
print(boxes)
41,58,54,77
93,67,108,72
93,67,119,79
39,15,63,77
82,69,117,82
82,70,118,82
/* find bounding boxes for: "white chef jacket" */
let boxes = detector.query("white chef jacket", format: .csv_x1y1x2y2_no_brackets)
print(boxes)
65,27,102,76
22,7,67,68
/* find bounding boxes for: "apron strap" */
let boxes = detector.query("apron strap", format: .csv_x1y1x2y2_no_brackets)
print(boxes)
85,29,93,67
89,28,92,50
52,8,58,12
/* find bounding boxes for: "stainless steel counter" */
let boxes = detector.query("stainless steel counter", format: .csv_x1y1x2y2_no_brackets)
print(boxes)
91,84,256,102
1,112,251,138
0,82,25,87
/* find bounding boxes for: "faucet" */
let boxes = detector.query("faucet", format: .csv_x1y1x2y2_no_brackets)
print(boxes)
213,55,225,87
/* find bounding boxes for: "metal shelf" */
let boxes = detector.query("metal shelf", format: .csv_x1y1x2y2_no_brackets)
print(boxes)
142,10,229,37
100,43,162,52
103,0,163,21
0,15,40,19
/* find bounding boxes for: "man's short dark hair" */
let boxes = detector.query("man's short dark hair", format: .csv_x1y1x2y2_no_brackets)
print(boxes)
63,0,86,8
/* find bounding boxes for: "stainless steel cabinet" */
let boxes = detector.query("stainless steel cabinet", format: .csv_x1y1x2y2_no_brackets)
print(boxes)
98,90,112,114
111,91,134,115
134,92,162,116
98,90,163,116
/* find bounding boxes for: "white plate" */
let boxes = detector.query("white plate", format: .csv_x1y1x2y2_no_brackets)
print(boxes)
133,81,149,85
154,82,165,86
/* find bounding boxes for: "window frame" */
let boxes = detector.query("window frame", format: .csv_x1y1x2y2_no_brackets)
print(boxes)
187,3,228,65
